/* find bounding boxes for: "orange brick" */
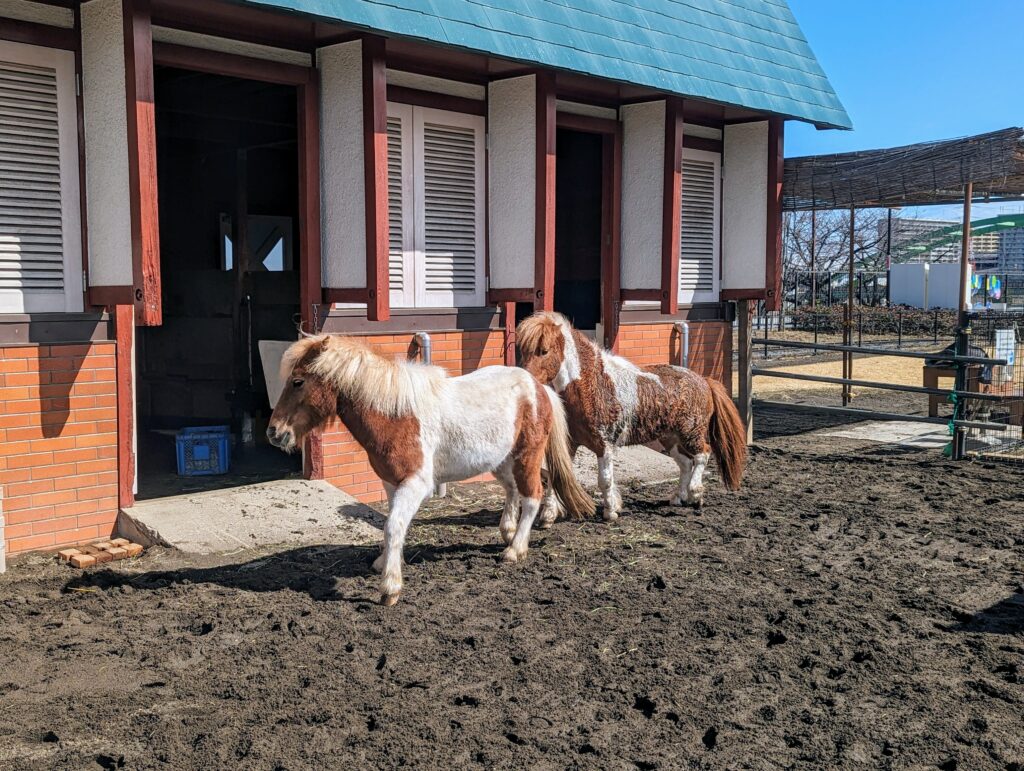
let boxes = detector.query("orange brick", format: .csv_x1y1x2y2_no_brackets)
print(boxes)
5,479,54,497
32,490,77,507
3,522,33,539
30,463,78,480
8,532,56,553
53,525,103,547
33,515,78,535
57,548,81,561
124,543,143,558
70,553,96,568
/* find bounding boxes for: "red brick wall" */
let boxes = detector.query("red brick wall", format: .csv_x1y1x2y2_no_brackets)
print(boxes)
617,320,732,385
1,343,119,556
321,330,504,502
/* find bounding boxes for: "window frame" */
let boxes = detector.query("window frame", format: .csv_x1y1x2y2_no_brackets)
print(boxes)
677,145,721,306
0,39,83,314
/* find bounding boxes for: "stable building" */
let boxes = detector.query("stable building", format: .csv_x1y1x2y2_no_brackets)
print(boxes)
0,0,849,557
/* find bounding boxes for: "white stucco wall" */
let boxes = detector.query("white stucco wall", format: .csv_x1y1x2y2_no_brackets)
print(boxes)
318,41,366,289
386,70,485,100
0,0,73,27
722,121,768,290
81,0,133,288
620,100,665,290
151,27,312,66
487,75,536,289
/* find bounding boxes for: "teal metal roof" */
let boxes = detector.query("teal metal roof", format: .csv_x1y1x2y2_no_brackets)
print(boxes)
243,0,851,129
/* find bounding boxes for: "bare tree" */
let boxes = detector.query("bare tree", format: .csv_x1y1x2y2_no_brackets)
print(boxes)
783,208,894,273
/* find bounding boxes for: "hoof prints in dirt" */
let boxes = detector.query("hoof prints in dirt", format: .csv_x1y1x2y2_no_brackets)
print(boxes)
0,438,1023,768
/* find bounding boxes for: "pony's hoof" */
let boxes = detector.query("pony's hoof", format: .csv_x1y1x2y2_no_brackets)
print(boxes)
501,548,522,564
602,508,619,522
380,591,401,607
536,518,554,530
669,494,684,507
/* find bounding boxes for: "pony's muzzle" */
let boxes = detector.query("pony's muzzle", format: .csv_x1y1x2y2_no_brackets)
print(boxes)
266,424,295,452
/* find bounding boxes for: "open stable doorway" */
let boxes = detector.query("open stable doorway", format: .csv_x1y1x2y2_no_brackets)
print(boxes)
554,127,604,332
134,67,303,500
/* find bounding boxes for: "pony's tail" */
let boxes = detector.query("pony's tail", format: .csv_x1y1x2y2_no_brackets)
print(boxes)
543,387,596,519
706,378,747,491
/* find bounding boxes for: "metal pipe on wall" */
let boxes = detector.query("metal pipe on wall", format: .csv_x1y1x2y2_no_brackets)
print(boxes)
673,321,690,368
411,332,446,497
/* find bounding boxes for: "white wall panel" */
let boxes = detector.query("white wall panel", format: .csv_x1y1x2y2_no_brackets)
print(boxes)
620,100,664,290
487,74,535,289
81,0,133,287
318,41,365,288
722,121,768,290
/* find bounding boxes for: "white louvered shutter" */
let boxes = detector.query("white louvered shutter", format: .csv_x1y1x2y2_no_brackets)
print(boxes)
678,147,720,304
413,107,484,307
386,104,414,307
0,42,81,313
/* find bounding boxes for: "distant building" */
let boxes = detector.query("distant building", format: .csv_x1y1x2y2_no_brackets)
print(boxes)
883,217,1010,268
995,228,1024,272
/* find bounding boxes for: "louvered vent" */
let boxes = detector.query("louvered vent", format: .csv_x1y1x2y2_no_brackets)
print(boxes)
679,158,716,291
421,121,477,293
0,59,64,292
386,117,404,292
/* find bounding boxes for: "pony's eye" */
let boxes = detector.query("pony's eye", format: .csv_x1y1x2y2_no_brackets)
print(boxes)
292,379,304,388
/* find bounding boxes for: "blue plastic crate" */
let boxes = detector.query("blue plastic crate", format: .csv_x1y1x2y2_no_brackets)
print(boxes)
175,426,231,476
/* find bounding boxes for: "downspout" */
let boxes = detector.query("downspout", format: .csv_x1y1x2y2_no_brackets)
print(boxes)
411,333,446,498
673,321,690,368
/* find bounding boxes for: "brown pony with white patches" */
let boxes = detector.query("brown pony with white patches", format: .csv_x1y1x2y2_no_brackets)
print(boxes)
517,312,746,523
267,334,594,606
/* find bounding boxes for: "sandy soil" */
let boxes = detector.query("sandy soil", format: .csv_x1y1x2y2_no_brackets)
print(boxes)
1,404,1022,770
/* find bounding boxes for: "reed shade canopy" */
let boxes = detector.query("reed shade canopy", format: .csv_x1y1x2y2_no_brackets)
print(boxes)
783,127,1024,211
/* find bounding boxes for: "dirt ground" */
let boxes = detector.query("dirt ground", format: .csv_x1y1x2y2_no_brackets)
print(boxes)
2,403,1023,770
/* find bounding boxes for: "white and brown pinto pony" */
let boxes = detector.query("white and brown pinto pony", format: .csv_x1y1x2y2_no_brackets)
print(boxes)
267,334,594,606
517,312,746,523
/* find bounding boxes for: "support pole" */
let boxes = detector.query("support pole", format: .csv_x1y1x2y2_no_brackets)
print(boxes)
737,299,754,444
843,205,855,406
809,209,817,308
953,182,973,460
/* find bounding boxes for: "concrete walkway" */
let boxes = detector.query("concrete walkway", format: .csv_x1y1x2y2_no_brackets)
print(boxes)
120,479,382,555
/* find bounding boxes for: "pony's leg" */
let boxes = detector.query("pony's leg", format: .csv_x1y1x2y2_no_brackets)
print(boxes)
379,474,432,606
503,494,541,564
372,480,397,574
538,441,575,529
686,449,711,508
495,462,520,546
597,448,622,522
668,446,693,507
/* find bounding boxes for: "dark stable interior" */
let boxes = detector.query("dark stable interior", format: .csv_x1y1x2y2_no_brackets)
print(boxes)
554,127,603,330
135,67,302,499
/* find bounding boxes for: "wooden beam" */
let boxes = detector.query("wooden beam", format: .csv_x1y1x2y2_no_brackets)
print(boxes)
297,75,322,332
602,127,622,352
736,298,753,444
123,0,161,326
152,42,312,86
720,288,769,301
386,85,485,116
362,35,389,321
661,97,684,314
555,112,618,135
322,287,368,305
764,116,784,312
113,304,135,508
534,71,556,311
620,288,661,301
502,301,517,366
0,17,77,50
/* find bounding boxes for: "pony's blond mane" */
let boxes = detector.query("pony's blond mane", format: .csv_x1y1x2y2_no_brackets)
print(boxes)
281,334,445,417
516,311,569,357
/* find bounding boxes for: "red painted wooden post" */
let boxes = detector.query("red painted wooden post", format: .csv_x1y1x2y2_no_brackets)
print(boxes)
765,117,784,312
534,72,556,311
114,304,135,508
502,301,517,366
362,36,389,321
661,97,684,315
122,0,161,326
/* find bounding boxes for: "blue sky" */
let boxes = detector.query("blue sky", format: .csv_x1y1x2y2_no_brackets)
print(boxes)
786,0,1023,220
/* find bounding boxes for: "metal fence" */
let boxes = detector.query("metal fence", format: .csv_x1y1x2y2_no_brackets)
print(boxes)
963,311,1024,462
782,270,889,310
